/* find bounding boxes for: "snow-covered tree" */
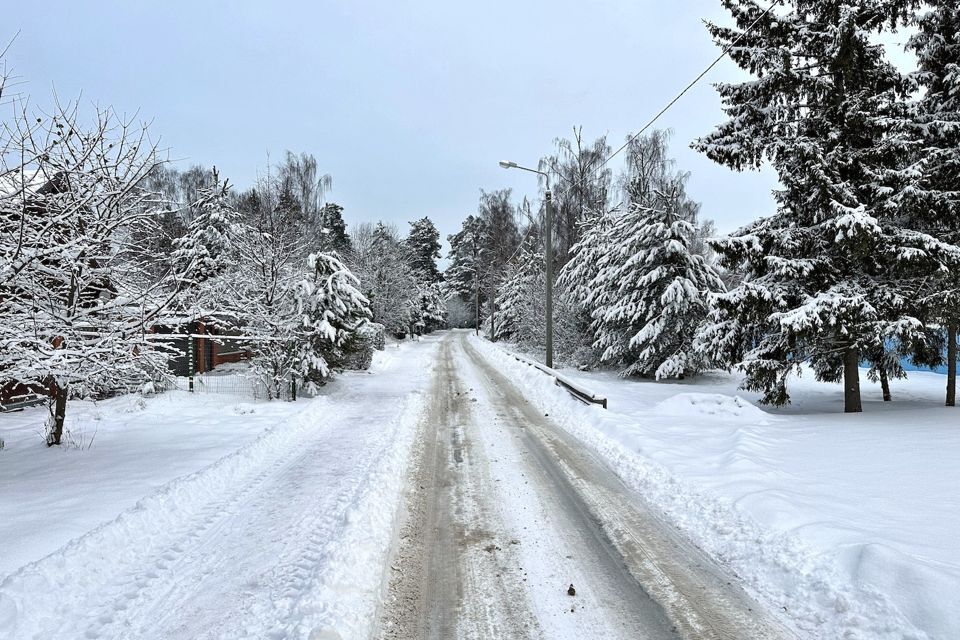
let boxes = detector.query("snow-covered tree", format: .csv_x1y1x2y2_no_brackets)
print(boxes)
347,222,419,335
539,127,612,263
559,211,614,330
316,202,351,255
223,177,308,399
478,189,521,338
494,236,543,342
588,182,725,378
1,103,173,445
445,214,488,333
293,252,371,390
900,3,960,405
491,234,597,367
694,0,956,411
404,216,442,284
171,168,243,291
414,281,447,333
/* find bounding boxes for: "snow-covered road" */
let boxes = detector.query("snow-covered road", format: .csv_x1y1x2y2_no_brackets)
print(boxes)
378,331,793,639
0,337,441,640
2,330,813,639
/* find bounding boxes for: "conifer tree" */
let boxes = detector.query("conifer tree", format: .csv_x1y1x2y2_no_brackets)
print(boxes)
316,202,352,255
415,282,447,332
901,3,960,405
494,236,544,342
589,183,725,378
171,168,242,290
445,215,488,332
294,252,371,390
404,217,443,284
694,0,951,411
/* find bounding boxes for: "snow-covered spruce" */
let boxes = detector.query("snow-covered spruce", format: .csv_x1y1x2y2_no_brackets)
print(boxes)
170,168,244,291
445,214,489,329
584,185,724,379
494,235,543,343
897,3,960,405
294,251,371,391
413,281,447,334
693,0,960,411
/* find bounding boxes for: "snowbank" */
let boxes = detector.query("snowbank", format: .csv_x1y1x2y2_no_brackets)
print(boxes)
653,392,770,421
0,391,307,576
472,336,960,640
0,337,440,639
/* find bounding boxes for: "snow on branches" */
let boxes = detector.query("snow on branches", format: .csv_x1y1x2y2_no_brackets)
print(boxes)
1,101,173,444
294,252,371,390
587,187,725,379
693,0,958,410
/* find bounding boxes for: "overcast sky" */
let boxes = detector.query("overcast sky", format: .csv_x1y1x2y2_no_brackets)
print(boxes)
3,1,914,254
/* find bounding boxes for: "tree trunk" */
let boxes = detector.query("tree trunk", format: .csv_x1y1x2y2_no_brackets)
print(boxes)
947,323,956,407
475,281,480,337
47,384,69,446
879,366,891,402
843,346,862,413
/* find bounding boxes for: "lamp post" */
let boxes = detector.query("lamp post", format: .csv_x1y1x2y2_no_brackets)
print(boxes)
498,160,554,368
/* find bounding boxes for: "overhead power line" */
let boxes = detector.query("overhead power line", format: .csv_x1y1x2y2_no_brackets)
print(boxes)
498,1,783,269
566,0,783,192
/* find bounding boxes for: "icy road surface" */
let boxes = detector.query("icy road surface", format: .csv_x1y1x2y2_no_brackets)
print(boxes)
377,332,794,639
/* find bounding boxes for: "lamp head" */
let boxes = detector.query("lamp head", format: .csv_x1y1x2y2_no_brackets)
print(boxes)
498,160,518,169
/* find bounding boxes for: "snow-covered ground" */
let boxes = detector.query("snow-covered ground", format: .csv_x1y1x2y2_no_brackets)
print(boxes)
0,337,440,639
474,336,960,640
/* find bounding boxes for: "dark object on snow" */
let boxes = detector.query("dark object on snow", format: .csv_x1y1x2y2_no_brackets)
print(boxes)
567,584,576,596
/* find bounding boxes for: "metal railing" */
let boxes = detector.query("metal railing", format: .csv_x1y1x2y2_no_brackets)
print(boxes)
508,351,608,409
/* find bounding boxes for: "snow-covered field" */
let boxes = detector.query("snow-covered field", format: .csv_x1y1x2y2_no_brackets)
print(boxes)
475,336,960,640
0,337,440,639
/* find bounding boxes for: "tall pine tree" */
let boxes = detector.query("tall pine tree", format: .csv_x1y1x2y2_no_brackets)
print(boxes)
404,217,443,284
694,0,951,412
901,3,960,405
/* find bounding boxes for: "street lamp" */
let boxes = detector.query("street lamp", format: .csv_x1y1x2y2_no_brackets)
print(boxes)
499,160,554,368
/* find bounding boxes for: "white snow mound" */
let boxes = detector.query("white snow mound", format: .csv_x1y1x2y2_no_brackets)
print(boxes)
653,392,769,421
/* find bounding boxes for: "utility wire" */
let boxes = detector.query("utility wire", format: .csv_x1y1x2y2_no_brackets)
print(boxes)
499,1,782,271
565,0,783,192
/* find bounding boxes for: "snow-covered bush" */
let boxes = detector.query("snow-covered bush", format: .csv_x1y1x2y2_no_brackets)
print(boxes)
364,322,386,351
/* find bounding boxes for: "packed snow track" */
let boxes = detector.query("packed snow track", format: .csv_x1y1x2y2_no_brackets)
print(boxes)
377,331,795,639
